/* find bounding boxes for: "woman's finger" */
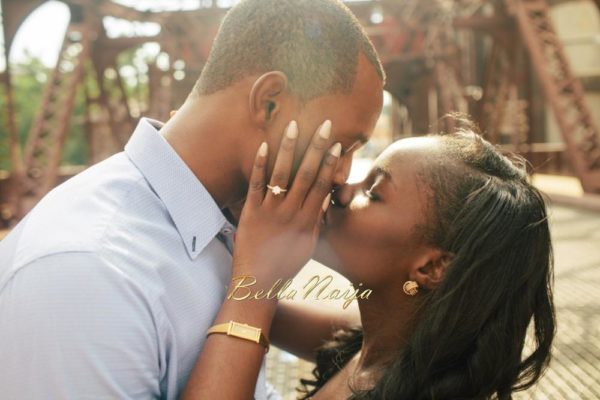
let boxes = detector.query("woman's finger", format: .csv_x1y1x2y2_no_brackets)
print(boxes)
302,143,341,214
287,120,333,204
265,121,298,205
246,142,269,207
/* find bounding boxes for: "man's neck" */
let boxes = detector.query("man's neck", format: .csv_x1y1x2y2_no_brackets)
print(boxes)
160,95,251,211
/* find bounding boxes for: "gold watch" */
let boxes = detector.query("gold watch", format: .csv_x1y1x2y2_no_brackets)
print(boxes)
206,321,270,353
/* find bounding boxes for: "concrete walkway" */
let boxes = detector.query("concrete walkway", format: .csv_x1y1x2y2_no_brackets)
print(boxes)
519,205,600,399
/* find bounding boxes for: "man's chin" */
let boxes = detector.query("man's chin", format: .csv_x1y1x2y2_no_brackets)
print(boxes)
312,238,342,272
224,198,246,225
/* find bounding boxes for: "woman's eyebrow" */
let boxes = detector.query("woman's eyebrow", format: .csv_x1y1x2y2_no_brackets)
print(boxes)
372,166,397,189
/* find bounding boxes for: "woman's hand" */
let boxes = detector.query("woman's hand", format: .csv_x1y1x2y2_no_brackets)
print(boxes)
232,120,341,287
181,120,341,400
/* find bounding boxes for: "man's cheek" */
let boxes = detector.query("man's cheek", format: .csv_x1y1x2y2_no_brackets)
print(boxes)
227,199,246,224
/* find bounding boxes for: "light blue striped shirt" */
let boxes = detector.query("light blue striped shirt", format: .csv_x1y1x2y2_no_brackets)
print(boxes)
0,118,271,399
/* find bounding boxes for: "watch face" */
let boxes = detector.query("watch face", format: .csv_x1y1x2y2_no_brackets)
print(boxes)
229,322,261,343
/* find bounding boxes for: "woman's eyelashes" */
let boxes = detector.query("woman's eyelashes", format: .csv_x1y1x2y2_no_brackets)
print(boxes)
362,172,387,202
364,185,381,201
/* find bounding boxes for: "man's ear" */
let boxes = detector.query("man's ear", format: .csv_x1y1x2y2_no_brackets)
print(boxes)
248,71,289,128
409,249,454,291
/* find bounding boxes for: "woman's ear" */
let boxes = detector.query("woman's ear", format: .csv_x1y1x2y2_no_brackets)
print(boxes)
410,249,454,291
248,71,289,128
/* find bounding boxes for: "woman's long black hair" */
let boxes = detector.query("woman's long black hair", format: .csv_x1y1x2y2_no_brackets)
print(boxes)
298,122,556,400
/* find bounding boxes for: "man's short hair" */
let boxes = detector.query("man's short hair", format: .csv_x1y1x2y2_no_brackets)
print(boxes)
194,0,385,102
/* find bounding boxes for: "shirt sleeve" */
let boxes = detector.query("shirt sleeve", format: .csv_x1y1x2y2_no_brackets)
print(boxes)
0,252,162,399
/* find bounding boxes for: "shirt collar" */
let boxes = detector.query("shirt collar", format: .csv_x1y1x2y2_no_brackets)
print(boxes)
125,118,234,260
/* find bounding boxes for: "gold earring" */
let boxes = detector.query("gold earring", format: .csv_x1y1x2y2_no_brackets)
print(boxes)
403,281,419,296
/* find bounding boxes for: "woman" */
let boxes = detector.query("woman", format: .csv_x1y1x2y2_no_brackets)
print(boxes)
183,118,555,400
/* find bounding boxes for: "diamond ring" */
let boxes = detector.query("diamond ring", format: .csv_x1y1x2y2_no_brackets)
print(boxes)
266,185,288,196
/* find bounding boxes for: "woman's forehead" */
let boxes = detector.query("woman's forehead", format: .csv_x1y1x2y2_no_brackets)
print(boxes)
374,137,442,170
369,138,435,217
390,136,440,153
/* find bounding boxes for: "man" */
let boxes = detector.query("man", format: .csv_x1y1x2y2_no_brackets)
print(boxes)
0,0,385,398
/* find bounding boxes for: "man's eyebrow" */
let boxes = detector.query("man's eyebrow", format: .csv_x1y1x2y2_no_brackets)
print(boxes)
343,133,368,154
343,133,368,153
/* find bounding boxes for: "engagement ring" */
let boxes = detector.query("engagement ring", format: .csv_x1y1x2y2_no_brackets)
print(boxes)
267,185,288,196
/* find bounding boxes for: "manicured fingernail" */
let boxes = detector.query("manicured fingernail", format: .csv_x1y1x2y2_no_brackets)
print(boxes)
322,193,332,213
286,120,298,139
328,142,342,157
258,142,268,157
318,120,332,139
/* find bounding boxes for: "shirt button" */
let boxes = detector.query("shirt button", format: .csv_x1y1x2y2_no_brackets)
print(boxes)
222,227,233,235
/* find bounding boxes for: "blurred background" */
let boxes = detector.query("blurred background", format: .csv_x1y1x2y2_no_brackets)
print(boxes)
0,0,599,398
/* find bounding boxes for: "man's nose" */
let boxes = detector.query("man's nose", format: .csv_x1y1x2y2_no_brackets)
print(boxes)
332,154,353,187
331,182,358,208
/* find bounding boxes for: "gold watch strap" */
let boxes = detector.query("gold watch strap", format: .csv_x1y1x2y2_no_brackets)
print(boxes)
207,321,270,353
